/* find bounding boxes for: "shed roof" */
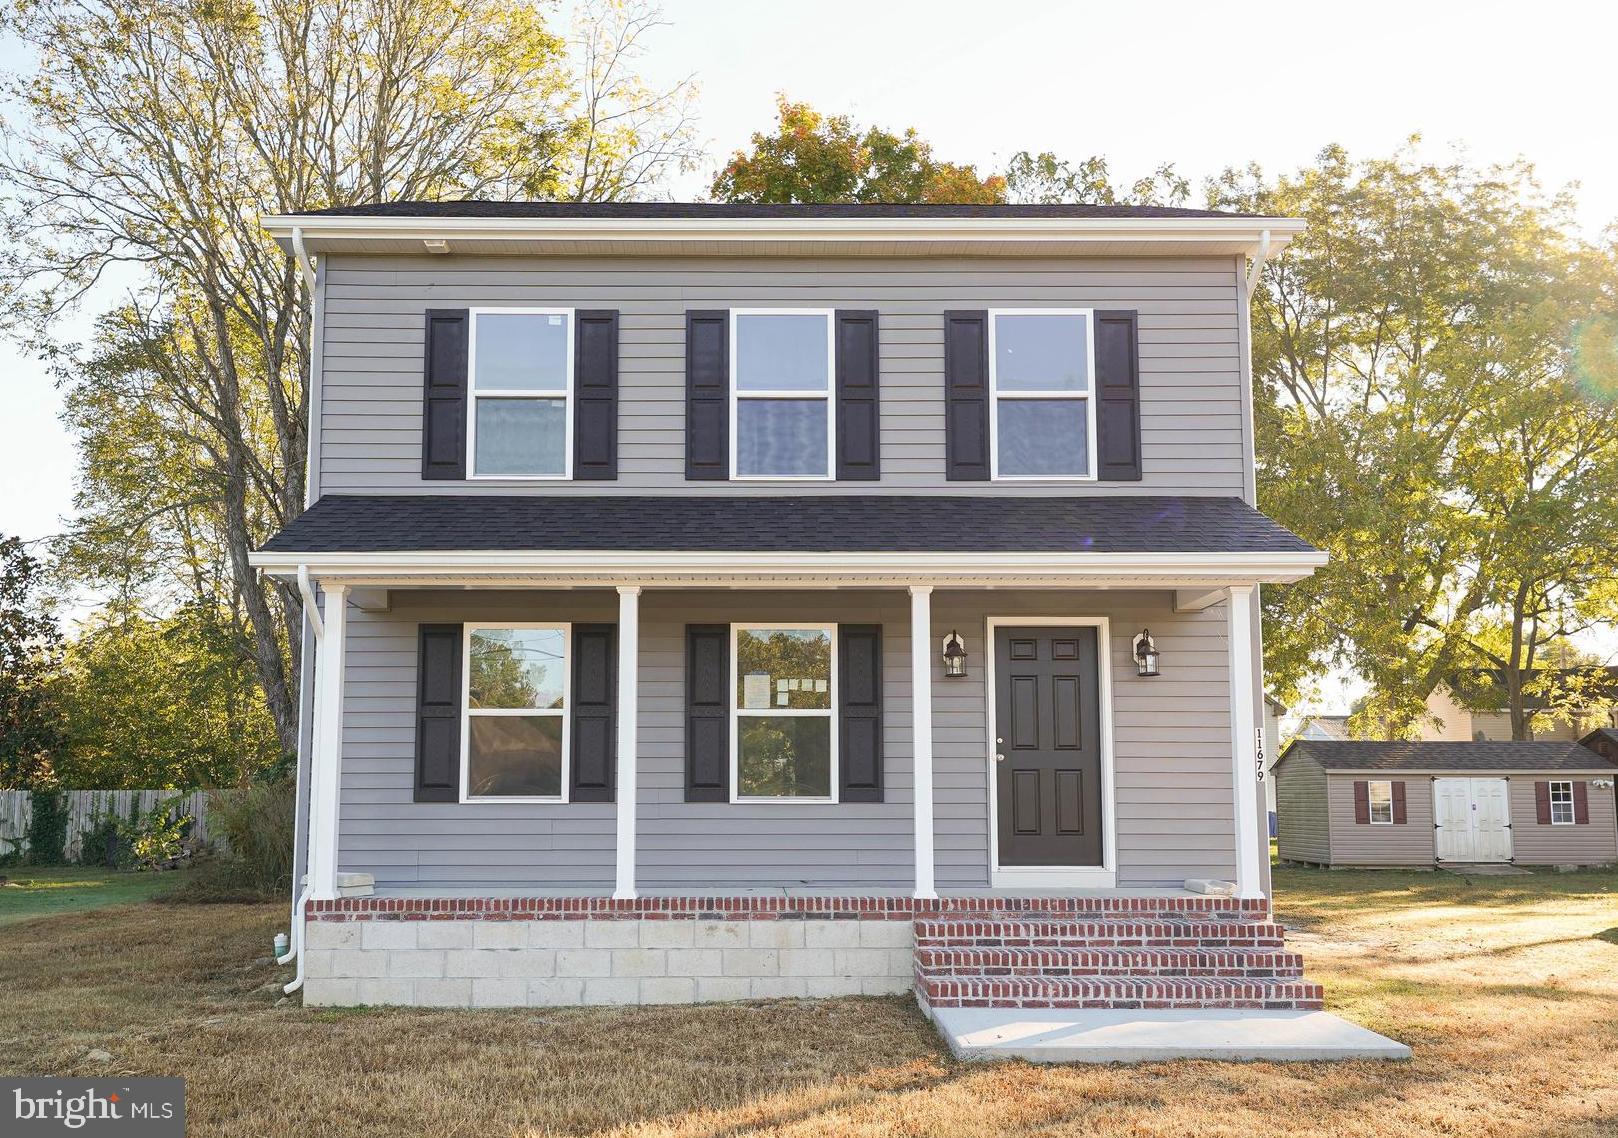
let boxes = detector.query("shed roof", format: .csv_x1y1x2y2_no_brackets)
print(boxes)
1279,739,1618,773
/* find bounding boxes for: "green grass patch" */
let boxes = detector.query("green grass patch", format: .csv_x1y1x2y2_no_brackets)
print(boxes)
0,865,187,925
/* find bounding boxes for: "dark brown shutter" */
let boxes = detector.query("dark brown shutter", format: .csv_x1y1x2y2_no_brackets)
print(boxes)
421,310,469,480
835,310,880,480
1094,309,1142,481
685,625,730,800
1391,780,1408,824
1352,780,1370,824
1534,781,1552,824
1573,780,1590,825
685,310,729,480
943,310,990,480
570,624,616,802
414,624,463,801
838,625,884,802
573,310,619,480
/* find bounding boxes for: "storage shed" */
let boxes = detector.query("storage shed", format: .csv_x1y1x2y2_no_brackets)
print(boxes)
1274,740,1618,868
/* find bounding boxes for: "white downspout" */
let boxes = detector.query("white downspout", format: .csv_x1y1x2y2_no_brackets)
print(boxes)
280,565,325,993
291,226,316,293
1244,228,1272,300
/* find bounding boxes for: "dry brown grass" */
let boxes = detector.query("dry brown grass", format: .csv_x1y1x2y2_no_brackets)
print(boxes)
3,867,1616,1137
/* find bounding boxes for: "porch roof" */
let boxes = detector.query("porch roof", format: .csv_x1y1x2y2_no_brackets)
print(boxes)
260,494,1314,556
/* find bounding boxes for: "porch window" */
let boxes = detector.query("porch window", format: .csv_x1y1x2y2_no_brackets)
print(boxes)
1549,780,1575,825
732,624,837,800
990,310,1095,479
469,309,573,477
464,624,569,800
731,311,834,479
1367,780,1394,825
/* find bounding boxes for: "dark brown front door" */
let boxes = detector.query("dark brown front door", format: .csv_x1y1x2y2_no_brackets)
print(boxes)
995,626,1103,866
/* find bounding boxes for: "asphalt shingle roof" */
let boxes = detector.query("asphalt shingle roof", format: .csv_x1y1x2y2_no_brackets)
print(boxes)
292,201,1260,221
258,495,1315,556
1281,739,1618,773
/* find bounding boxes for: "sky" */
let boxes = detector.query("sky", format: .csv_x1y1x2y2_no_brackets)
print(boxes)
2,0,1615,709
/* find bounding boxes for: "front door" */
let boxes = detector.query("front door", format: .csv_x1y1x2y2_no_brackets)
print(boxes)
1433,777,1513,863
994,626,1104,867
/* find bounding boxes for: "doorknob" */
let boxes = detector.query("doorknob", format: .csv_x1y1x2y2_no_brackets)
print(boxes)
995,752,1005,763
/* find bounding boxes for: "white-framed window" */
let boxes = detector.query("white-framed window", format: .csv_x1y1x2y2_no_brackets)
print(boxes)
730,309,835,480
988,309,1097,480
462,623,570,801
1549,780,1575,825
731,623,838,801
1368,779,1394,825
467,308,574,478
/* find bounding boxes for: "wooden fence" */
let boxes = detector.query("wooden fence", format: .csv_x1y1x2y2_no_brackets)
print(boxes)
0,789,214,862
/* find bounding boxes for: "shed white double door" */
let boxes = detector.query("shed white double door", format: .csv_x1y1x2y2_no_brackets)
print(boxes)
1433,777,1512,863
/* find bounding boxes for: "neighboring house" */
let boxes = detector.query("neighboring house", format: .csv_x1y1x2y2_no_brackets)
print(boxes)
1420,669,1618,742
1274,740,1618,868
1295,714,1350,741
250,202,1331,1022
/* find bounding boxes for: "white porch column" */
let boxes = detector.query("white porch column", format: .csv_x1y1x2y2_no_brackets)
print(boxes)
613,586,641,900
307,583,349,902
909,585,937,899
1226,585,1263,896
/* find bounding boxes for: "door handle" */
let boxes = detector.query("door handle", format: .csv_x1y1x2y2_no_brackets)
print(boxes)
995,753,1005,763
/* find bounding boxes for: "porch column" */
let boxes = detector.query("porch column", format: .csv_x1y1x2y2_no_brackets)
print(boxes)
307,583,348,902
1226,585,1263,896
909,585,937,899
613,586,641,900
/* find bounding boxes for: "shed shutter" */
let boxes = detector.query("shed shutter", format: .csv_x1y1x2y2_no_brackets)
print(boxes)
838,625,884,802
573,310,620,480
943,310,990,480
1534,781,1552,824
1391,780,1408,824
1352,780,1370,824
421,310,469,480
570,624,617,802
835,310,881,480
414,623,463,802
685,625,730,800
1573,780,1590,825
1094,309,1143,481
685,310,729,480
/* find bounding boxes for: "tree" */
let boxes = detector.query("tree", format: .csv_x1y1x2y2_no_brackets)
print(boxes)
1,0,700,758
0,537,63,788
710,96,1004,204
1210,144,1618,737
1004,151,1189,207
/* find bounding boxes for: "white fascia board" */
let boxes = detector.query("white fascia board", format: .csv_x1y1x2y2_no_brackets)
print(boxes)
260,213,1305,255
250,547,1327,582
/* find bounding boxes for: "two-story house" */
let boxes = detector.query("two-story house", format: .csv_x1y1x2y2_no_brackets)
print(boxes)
249,202,1406,1059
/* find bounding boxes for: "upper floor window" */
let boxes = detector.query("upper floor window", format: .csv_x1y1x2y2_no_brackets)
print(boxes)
1549,780,1575,824
990,310,1095,480
1367,779,1394,824
731,310,834,479
469,309,573,478
463,624,569,800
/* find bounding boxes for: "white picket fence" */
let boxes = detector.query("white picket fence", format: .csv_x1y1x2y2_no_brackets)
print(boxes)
0,789,214,862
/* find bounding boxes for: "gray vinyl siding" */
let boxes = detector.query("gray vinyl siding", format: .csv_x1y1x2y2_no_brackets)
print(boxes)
1324,775,1434,866
314,254,1246,497
1274,751,1330,864
335,588,1242,891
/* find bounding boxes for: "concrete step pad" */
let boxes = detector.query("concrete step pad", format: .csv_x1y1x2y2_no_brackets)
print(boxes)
928,1005,1412,1063
917,973,1324,1010
915,945,1305,978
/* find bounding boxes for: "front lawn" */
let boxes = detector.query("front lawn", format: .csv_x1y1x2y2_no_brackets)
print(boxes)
0,865,187,925
1,867,1615,1137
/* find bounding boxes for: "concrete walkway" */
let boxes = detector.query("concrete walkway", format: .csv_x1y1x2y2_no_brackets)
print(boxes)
929,1006,1412,1064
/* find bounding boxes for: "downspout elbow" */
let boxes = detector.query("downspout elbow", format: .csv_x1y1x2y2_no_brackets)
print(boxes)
298,565,324,643
291,226,316,293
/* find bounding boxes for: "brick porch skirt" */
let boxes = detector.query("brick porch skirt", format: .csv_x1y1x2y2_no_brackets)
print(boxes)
299,895,1313,1010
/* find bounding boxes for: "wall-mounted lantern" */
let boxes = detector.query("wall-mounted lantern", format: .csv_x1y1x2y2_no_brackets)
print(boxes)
941,631,968,678
1132,629,1161,677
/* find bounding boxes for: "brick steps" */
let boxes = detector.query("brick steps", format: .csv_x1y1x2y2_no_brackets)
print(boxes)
912,901,1321,1011
913,945,1304,979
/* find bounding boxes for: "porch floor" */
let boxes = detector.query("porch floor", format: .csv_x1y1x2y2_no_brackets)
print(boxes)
353,885,1206,900
927,1005,1411,1063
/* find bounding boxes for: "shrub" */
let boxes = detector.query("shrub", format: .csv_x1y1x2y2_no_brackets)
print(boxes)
78,810,127,868
24,789,69,865
163,781,294,902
